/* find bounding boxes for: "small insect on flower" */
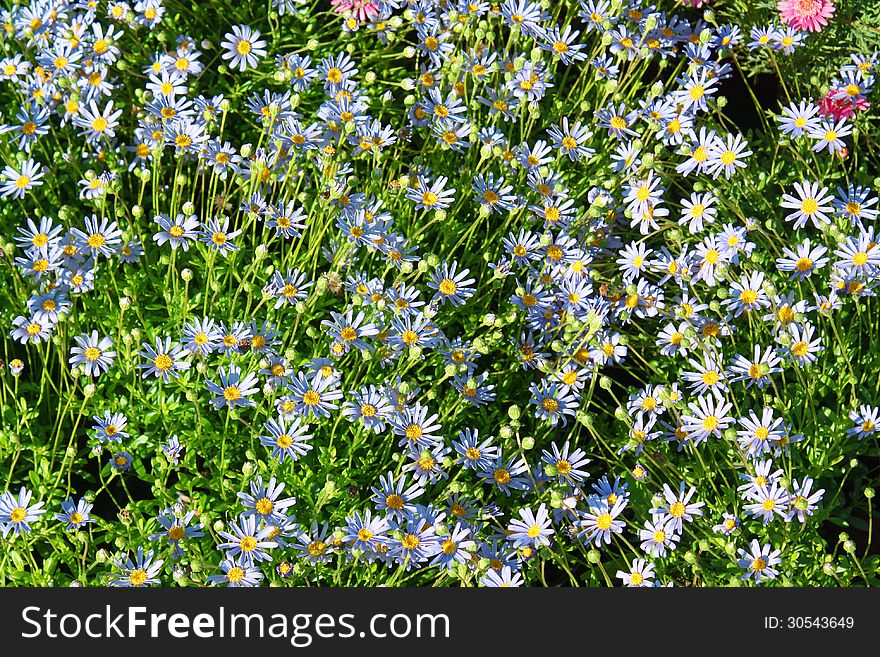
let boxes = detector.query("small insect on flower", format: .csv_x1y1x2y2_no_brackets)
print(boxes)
69,331,116,377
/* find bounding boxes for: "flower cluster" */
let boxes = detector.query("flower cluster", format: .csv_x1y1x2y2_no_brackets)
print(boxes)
0,0,877,589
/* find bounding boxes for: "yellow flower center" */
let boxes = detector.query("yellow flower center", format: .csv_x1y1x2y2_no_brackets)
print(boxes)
801,198,819,215
595,513,612,530
439,279,457,295
128,569,148,586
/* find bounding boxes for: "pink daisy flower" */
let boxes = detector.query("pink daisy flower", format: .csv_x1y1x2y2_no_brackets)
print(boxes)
777,0,835,33
330,0,380,22
819,89,870,121
679,0,711,6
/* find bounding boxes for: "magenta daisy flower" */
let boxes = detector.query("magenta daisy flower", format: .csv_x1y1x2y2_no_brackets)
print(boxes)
330,0,379,22
777,0,835,33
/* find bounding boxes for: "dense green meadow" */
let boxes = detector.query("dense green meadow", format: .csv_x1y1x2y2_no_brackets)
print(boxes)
1,0,879,587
